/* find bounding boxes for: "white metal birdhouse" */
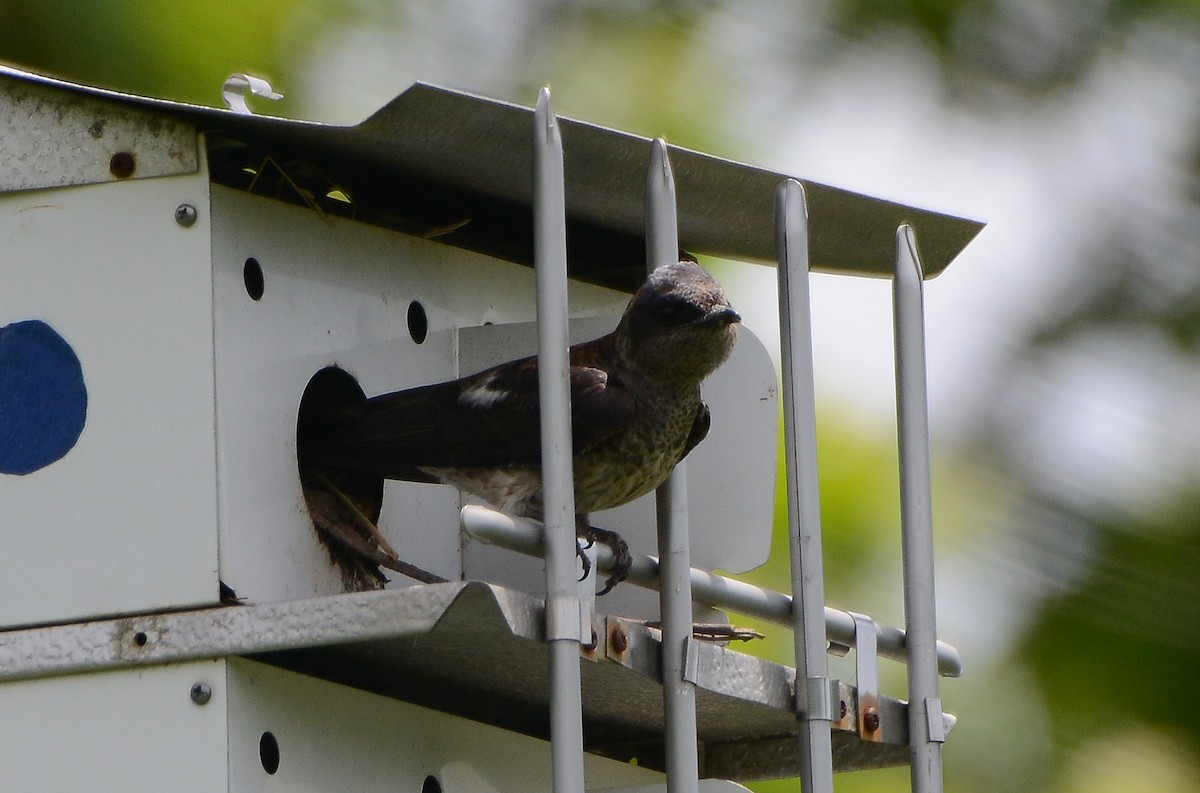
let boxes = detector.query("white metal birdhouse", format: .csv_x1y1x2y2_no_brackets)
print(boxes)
0,64,981,793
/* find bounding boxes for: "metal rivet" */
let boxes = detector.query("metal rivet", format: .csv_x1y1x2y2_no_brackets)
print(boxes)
190,681,212,705
109,151,135,178
610,626,628,654
175,204,198,227
863,707,880,732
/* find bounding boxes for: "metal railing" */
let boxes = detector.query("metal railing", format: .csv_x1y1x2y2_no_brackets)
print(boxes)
776,179,836,792
533,87,590,793
893,225,946,789
527,89,949,793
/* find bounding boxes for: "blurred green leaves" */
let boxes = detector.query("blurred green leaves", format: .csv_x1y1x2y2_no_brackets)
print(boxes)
0,0,335,112
1022,510,1200,756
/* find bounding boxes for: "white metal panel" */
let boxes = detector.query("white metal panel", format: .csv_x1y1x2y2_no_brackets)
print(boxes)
0,77,199,194
0,660,228,791
226,657,662,792
0,169,219,627
209,187,627,602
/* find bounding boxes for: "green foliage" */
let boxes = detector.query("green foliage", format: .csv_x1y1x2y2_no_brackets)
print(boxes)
0,0,335,112
1021,510,1200,759
833,0,982,51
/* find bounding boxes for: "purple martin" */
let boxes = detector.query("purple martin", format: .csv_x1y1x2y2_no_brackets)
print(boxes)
299,260,740,593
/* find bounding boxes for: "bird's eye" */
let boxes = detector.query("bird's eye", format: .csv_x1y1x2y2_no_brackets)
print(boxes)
653,297,702,327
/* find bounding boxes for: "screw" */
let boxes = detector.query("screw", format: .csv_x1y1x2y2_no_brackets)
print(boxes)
863,707,880,732
109,151,135,178
190,681,212,705
839,700,848,720
610,626,628,654
174,204,198,227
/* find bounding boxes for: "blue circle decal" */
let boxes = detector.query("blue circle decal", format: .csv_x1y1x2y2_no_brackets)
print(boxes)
0,320,88,475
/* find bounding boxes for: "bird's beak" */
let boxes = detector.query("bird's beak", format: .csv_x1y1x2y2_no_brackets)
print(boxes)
698,306,741,327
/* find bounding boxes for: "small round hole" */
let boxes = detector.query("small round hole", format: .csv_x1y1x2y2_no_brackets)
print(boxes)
244,258,265,301
422,775,442,793
407,300,428,344
132,631,148,647
109,151,135,178
259,731,280,775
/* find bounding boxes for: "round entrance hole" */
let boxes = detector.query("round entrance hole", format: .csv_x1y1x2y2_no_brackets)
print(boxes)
296,366,386,590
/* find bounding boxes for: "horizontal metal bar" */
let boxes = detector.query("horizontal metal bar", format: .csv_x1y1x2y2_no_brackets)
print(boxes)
461,505,963,677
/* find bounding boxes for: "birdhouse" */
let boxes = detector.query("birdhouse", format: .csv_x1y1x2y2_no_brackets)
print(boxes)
0,65,981,793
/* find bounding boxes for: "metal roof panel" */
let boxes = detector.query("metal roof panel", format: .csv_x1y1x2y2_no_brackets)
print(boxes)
0,65,982,283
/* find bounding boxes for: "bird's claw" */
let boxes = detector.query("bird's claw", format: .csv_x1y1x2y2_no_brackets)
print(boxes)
583,525,631,596
575,540,593,581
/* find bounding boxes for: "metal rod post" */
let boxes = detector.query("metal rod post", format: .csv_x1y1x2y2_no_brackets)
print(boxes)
892,225,945,793
647,138,700,793
775,179,835,793
533,87,587,793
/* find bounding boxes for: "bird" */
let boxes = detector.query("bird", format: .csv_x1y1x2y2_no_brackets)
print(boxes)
298,259,741,593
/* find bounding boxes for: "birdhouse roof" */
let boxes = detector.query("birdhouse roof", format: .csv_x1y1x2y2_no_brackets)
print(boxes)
1,65,982,289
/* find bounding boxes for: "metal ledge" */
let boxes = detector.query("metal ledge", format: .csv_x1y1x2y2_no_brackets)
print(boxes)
0,581,949,779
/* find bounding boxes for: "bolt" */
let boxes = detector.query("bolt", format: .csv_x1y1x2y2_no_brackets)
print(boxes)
863,707,880,732
174,204,198,227
190,681,212,705
109,151,135,179
582,629,598,652
839,700,848,720
610,626,628,654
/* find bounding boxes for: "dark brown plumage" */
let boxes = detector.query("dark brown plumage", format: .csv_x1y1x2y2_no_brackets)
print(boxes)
299,260,740,592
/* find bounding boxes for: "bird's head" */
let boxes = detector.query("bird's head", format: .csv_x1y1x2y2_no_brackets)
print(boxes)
616,260,740,387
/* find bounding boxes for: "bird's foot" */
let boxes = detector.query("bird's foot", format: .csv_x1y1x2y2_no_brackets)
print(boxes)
575,539,593,581
578,521,631,596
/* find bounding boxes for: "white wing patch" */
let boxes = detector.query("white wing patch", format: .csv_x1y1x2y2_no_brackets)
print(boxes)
458,374,510,409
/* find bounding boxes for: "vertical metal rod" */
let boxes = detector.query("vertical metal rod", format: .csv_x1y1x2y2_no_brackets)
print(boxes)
533,87,587,793
647,138,700,793
892,224,944,793
775,179,835,793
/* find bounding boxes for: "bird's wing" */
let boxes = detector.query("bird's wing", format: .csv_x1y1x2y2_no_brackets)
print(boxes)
300,348,636,477
680,400,711,461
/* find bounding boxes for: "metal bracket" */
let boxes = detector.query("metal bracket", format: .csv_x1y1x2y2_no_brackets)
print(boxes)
682,635,702,685
924,697,947,743
544,594,585,643
796,675,839,722
849,611,882,741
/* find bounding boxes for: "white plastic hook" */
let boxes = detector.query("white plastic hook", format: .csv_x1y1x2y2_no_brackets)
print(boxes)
222,74,283,115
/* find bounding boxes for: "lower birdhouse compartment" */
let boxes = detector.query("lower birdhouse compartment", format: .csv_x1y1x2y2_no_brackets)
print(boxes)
0,655,663,792
0,581,947,785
